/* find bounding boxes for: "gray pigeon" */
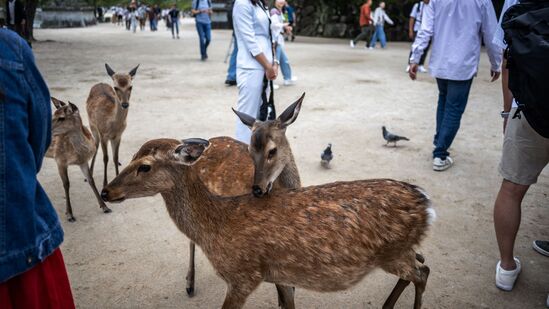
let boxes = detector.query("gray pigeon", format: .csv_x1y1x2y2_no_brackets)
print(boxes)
382,126,409,147
321,143,333,168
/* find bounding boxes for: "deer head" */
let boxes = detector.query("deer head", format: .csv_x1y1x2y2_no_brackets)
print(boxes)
51,97,83,136
233,93,305,197
101,138,210,203
105,63,139,109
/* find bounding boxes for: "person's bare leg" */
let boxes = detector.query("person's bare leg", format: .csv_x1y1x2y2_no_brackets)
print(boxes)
494,179,529,270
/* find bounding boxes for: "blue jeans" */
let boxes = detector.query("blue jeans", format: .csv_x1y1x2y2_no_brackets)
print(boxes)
276,44,292,81
171,20,179,37
150,18,156,31
226,34,238,81
433,78,474,159
369,25,387,48
196,22,211,58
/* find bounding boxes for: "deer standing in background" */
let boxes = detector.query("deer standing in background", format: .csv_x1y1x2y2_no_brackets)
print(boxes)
87,63,139,187
46,97,111,221
101,138,435,309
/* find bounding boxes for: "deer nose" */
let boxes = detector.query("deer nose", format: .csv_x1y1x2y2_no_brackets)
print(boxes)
121,102,129,109
252,185,263,197
101,189,109,202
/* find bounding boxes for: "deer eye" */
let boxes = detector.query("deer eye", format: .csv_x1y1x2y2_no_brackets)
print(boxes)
128,86,133,91
137,165,151,174
268,148,277,159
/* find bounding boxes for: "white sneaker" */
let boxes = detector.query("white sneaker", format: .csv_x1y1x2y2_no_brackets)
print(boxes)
418,65,428,73
350,40,355,48
495,258,521,291
405,65,410,73
283,79,295,86
291,76,298,82
368,46,374,50
433,156,454,171
273,84,280,90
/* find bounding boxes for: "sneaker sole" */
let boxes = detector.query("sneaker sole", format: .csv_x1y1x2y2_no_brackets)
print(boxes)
533,241,549,257
433,165,452,171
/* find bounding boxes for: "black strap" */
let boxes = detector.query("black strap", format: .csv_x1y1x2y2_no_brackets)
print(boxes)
257,1,276,121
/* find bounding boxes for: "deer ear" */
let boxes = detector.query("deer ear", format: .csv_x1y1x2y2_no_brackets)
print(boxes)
278,92,305,128
129,64,140,79
173,138,210,165
105,63,115,78
51,97,66,109
232,108,256,129
68,102,79,113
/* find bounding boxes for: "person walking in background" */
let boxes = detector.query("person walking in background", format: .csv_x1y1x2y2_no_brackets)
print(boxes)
129,1,138,33
192,0,213,61
5,0,26,38
369,2,394,49
233,0,278,143
225,0,238,86
491,0,549,301
271,0,297,87
406,0,430,73
285,1,296,41
409,0,502,171
168,3,180,39
0,29,75,309
350,0,373,49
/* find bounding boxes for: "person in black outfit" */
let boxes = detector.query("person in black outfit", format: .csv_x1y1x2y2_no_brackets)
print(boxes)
5,0,26,38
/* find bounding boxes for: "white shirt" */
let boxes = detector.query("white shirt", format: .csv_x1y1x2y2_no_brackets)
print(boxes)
233,0,273,70
372,7,393,26
493,0,520,108
410,2,425,32
411,0,503,81
270,8,285,46
8,0,15,25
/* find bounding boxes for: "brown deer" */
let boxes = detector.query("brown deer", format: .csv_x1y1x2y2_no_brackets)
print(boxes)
101,138,435,309
46,97,111,221
182,136,298,308
87,63,139,187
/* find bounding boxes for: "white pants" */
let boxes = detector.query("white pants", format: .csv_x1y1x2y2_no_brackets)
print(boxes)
235,68,269,144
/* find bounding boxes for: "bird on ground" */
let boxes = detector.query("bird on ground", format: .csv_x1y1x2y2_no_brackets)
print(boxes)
321,143,333,168
382,126,410,147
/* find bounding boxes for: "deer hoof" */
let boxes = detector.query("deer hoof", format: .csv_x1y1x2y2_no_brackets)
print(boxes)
67,216,76,222
102,207,112,214
186,287,195,297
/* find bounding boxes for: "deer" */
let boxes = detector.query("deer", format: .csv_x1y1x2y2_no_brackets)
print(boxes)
46,97,111,221
87,63,139,187
101,135,436,309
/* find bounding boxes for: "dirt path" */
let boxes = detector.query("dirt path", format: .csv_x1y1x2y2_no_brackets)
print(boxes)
33,21,548,308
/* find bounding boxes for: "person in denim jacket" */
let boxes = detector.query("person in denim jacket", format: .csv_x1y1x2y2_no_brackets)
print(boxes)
0,30,75,307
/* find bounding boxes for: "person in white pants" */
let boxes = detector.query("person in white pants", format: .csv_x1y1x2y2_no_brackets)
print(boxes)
233,0,278,143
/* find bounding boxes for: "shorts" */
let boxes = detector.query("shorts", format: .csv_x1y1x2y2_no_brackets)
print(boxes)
499,108,549,185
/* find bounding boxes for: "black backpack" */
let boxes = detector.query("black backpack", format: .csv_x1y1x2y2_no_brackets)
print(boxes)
502,0,549,138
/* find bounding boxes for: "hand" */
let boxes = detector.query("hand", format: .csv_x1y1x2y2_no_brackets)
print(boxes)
266,64,278,80
409,63,419,80
491,70,501,82
408,30,414,40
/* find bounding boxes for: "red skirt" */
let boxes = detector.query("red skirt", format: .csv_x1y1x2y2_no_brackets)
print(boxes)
0,248,75,309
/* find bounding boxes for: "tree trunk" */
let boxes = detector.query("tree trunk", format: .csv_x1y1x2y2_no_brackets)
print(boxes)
25,0,38,41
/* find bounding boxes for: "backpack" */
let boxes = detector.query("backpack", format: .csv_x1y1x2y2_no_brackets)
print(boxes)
502,0,549,138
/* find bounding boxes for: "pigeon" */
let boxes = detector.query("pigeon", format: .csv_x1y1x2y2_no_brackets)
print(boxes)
382,126,409,147
320,143,333,168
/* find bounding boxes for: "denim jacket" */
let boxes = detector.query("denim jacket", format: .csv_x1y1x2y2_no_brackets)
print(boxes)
0,30,63,283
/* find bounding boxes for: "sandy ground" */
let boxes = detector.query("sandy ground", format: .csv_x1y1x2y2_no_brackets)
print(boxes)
32,20,548,308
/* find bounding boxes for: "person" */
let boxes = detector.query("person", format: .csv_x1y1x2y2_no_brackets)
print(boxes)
5,0,26,38
0,29,75,309
233,0,278,143
409,0,502,171
491,0,549,300
350,0,373,49
271,0,296,86
192,0,213,61
369,1,394,49
406,0,430,73
284,1,296,41
225,0,238,86
168,4,180,39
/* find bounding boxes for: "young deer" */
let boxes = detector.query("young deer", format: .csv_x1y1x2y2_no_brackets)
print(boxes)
182,136,298,308
102,138,435,309
87,63,139,187
46,97,111,221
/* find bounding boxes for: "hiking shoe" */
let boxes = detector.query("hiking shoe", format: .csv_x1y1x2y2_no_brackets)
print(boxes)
533,240,549,257
495,258,521,291
433,156,454,171
350,40,355,48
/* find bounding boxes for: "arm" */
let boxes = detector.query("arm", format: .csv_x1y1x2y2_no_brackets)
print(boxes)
409,1,434,80
384,11,394,25
481,0,503,81
409,16,415,39
191,0,200,15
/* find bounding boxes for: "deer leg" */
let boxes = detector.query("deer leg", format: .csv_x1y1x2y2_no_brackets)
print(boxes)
80,164,112,213
413,265,430,309
221,280,260,309
111,137,122,175
275,284,295,309
57,164,75,222
101,139,109,188
381,250,424,309
382,279,410,309
186,242,196,297
89,128,100,177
